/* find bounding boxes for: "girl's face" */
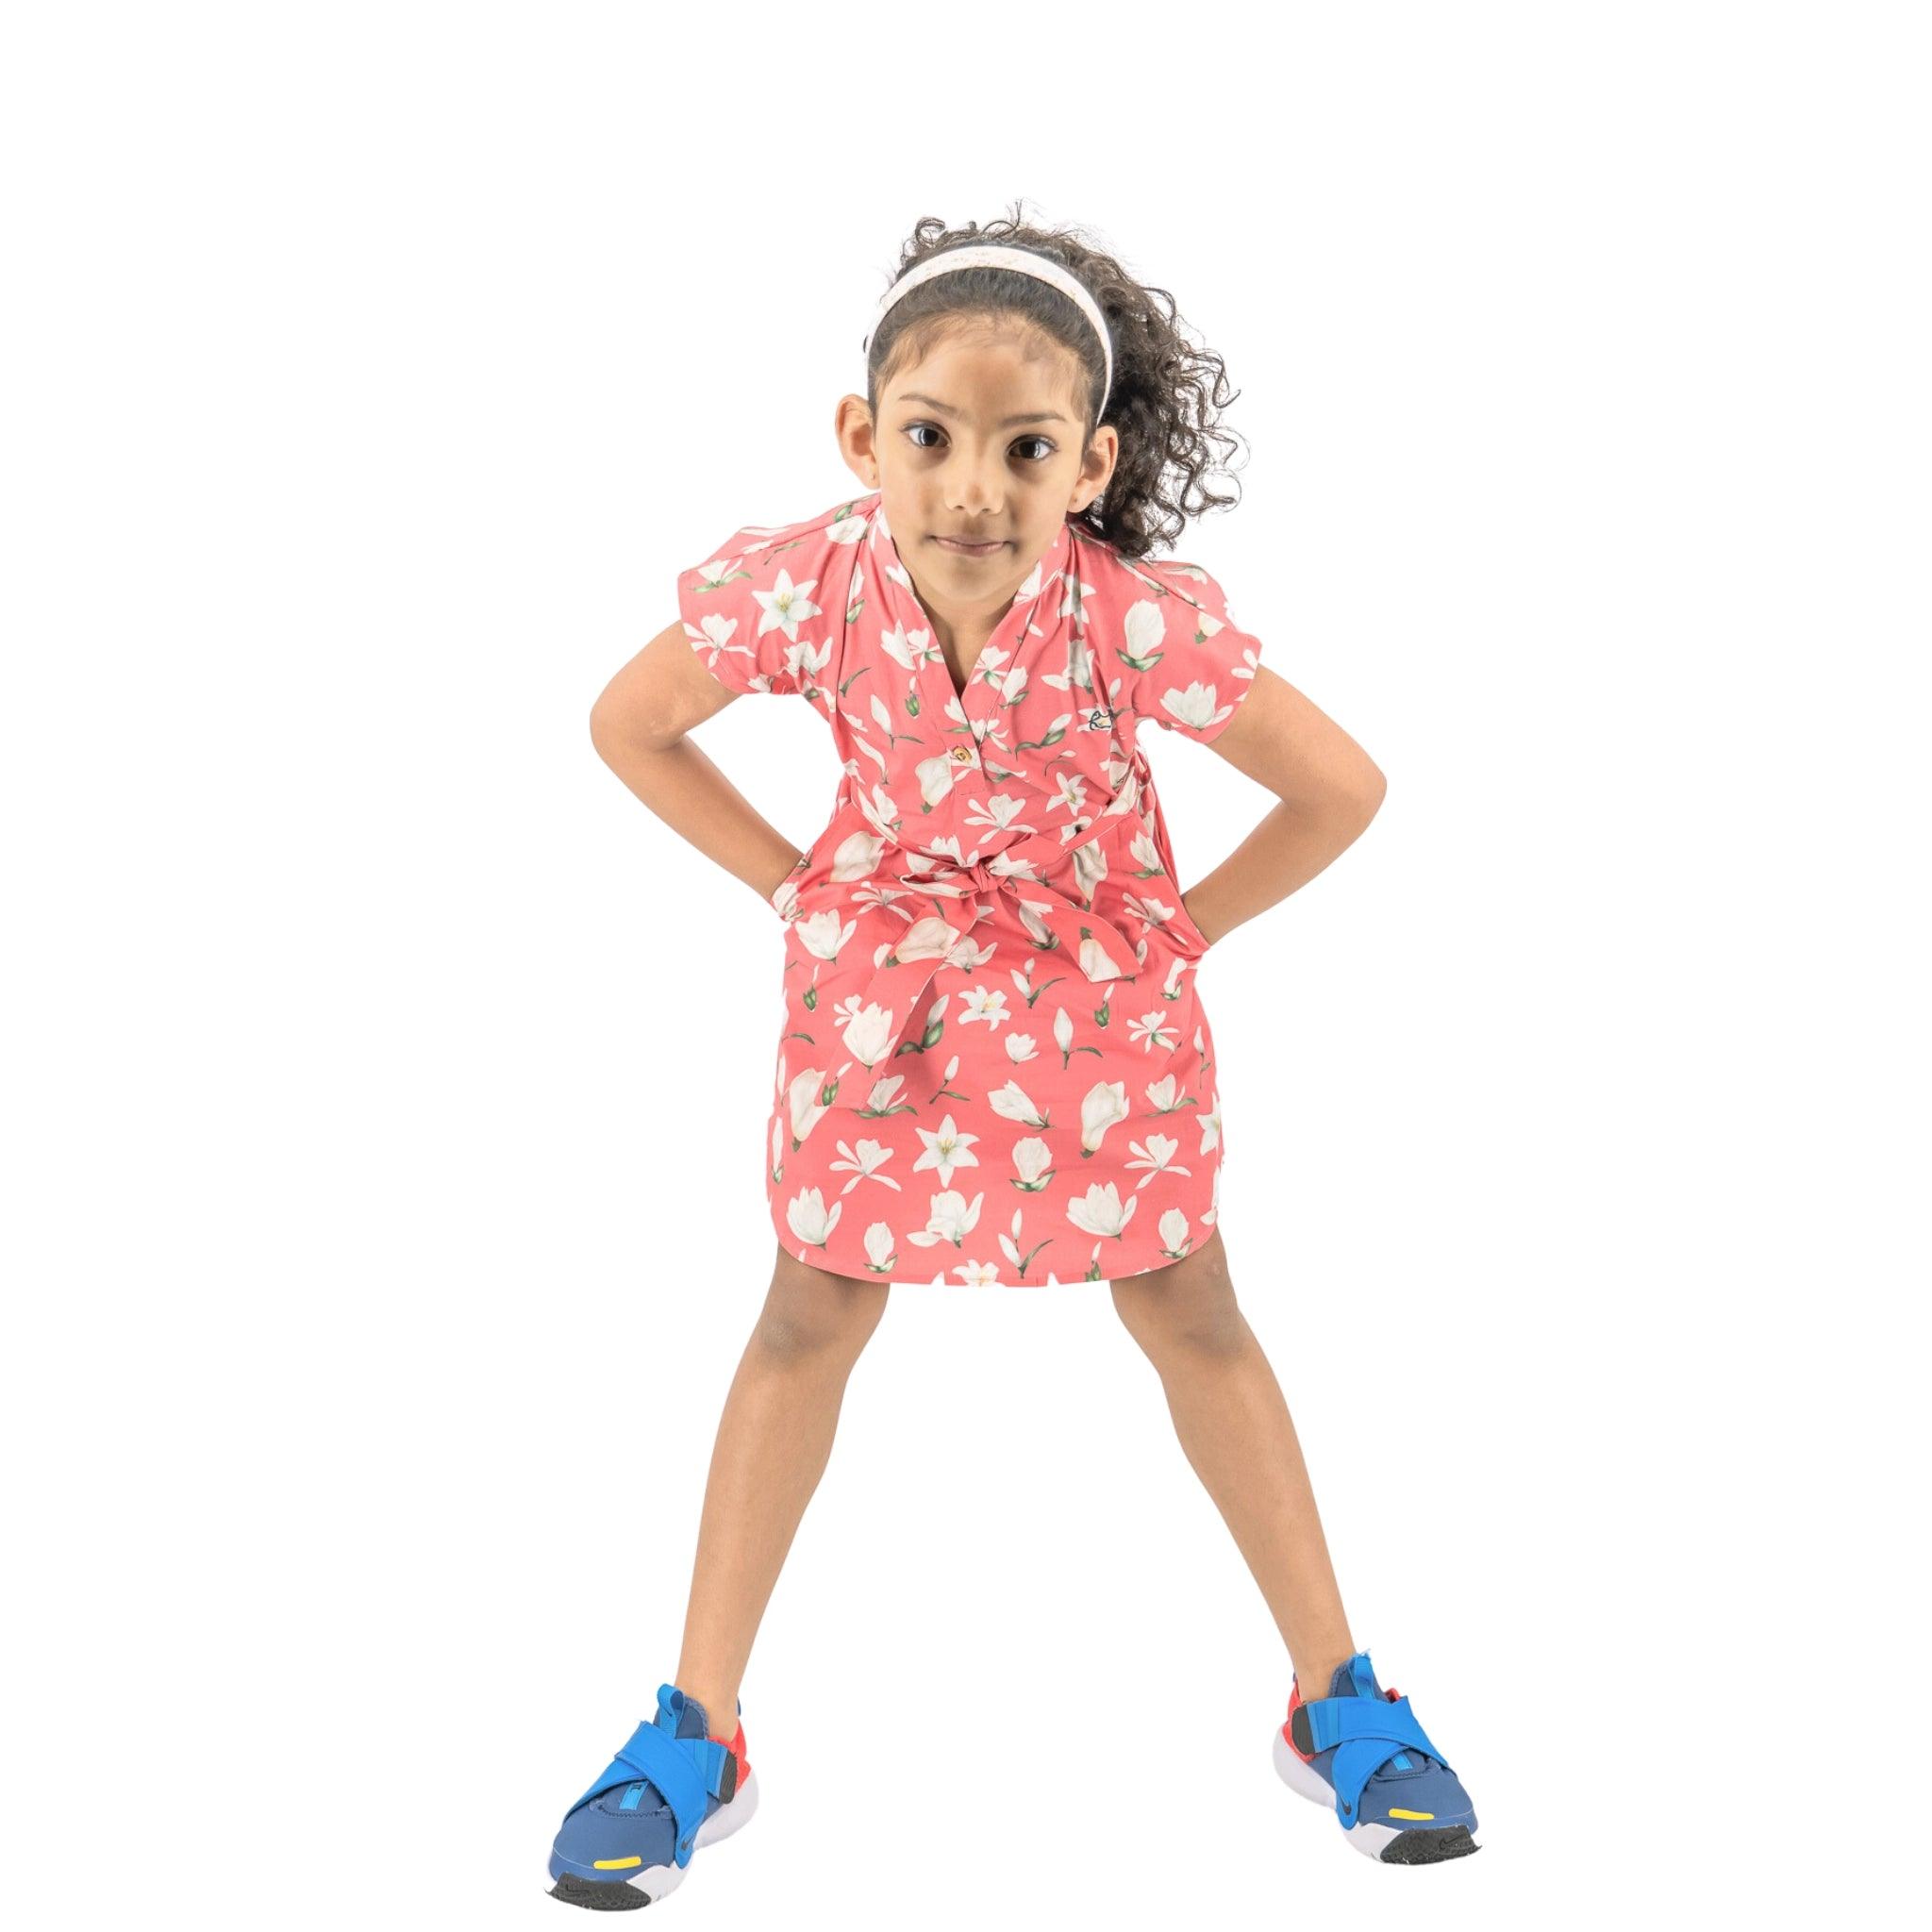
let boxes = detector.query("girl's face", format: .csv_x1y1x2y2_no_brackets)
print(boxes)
837,325,1118,626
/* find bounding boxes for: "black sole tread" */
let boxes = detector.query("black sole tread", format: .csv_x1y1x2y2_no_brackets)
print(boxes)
549,1873,659,1909
1380,1824,1479,1864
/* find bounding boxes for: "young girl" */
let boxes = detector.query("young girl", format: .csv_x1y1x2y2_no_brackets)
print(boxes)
547,212,1479,1905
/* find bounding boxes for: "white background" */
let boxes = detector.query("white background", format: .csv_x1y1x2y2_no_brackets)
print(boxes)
7,4,1926,1925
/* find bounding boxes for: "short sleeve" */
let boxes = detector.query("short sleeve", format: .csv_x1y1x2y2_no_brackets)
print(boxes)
677,508,855,700
1120,556,1263,743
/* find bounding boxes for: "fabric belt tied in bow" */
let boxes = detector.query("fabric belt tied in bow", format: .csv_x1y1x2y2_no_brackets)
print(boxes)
847,816,1142,1071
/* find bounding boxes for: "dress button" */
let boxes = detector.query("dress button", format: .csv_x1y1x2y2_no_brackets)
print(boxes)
951,744,974,762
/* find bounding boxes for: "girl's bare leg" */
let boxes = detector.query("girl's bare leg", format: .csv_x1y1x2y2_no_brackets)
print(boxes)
672,1247,890,1732
1110,1229,1357,1698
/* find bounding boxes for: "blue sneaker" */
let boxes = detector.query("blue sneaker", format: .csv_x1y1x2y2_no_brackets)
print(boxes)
1272,1651,1479,1863
547,1683,758,1908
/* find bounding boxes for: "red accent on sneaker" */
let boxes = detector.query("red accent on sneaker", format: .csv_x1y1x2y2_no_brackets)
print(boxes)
1386,1687,1400,1702
708,1721,752,1790
1282,1682,1315,1762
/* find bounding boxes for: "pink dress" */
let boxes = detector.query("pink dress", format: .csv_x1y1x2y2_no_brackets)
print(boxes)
677,491,1262,1286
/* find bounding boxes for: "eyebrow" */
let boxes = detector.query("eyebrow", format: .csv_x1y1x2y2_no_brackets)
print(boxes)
896,391,1070,428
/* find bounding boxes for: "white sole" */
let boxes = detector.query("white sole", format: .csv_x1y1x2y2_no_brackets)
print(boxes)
1272,1726,1405,1862
547,1765,760,1905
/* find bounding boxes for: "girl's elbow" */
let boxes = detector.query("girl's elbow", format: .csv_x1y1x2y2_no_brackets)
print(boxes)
589,695,620,762
1348,759,1388,823
589,693,644,766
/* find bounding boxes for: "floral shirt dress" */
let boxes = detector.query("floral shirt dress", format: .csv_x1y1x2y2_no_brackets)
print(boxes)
677,491,1262,1287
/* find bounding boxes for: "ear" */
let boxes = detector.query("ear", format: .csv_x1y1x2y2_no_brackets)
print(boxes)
1072,423,1118,513
834,393,880,488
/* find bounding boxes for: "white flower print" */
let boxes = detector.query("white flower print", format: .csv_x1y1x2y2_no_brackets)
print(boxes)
864,1073,908,1111
1144,1074,1186,1113
1048,771,1089,821
989,1081,1050,1129
854,784,903,842
1157,1207,1193,1257
906,1189,985,1247
1120,596,1167,669
915,751,969,807
829,828,886,881
962,791,1029,837
1124,889,1182,933
879,618,930,675
1004,1031,1039,1063
863,1223,897,1272
839,1002,898,1069
1196,1091,1223,1154
686,610,752,678
1014,899,1058,949
754,568,821,641
828,1138,902,1193
1157,680,1234,734
908,834,968,870
1124,1133,1191,1189
958,985,1010,1029
997,1207,1048,1278
1010,1138,1054,1188
1066,1181,1138,1240
947,934,999,974
912,1113,980,1187
1070,833,1108,909
1078,932,1129,983
1041,622,1092,695
892,916,961,966
986,845,1042,886
787,1064,845,1146
1079,1080,1130,1153
786,1186,842,1248
797,909,857,959
780,636,833,691
1126,1009,1179,1053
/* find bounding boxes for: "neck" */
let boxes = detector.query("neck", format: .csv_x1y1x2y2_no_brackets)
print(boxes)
902,563,1010,661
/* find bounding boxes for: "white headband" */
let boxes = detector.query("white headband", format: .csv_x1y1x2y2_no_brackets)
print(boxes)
862,242,1113,419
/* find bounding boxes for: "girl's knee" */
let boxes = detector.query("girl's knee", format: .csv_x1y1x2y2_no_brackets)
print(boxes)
754,1246,891,1361
1110,1238,1246,1357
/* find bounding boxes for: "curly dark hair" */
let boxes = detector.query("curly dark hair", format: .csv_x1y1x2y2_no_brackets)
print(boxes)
863,201,1248,563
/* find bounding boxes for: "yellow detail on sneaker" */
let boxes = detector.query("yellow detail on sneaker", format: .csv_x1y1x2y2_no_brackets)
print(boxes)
592,1857,643,1869
1388,1809,1435,1821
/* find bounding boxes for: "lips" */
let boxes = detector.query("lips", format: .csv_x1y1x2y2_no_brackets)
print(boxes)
933,535,1007,555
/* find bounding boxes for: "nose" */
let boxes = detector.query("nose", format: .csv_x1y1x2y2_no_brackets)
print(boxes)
946,453,1006,518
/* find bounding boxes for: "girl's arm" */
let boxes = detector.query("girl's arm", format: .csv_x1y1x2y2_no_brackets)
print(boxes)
1179,665,1388,948
589,622,807,906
